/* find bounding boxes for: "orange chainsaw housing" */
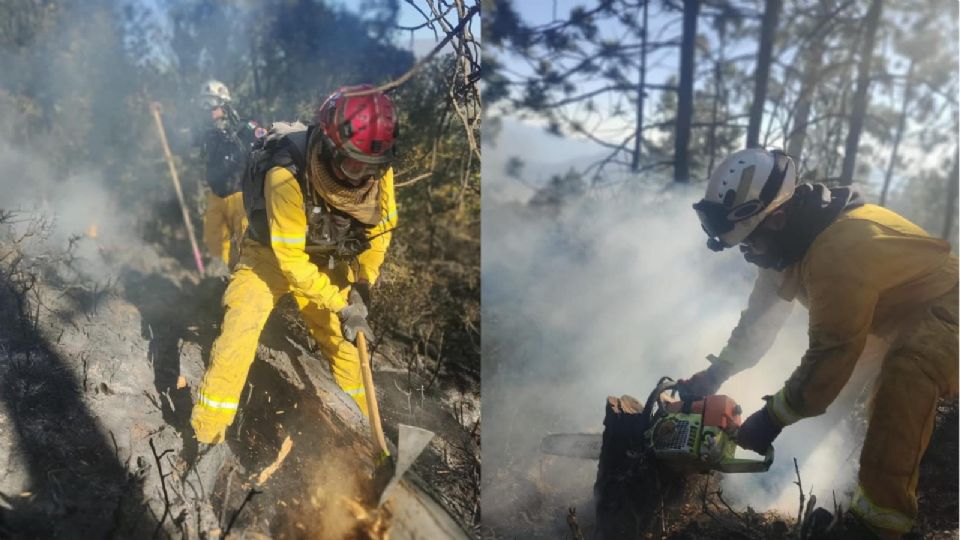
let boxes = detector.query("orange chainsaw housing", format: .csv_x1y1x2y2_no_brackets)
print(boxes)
664,395,743,432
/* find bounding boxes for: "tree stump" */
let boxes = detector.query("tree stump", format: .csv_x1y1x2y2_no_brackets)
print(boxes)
594,395,687,539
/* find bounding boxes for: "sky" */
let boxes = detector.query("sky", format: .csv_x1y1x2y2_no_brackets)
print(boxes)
337,0,471,57
487,0,958,210
132,0,466,64
495,1,686,136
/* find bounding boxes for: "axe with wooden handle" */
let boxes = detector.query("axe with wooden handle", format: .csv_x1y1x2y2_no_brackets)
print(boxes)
356,331,435,506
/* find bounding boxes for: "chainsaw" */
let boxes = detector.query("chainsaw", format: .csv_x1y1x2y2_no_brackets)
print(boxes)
540,377,774,474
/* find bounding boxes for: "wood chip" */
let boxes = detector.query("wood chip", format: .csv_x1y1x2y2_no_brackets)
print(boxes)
256,436,293,486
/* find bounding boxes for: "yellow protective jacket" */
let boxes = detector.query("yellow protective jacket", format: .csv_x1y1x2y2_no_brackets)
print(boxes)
717,204,957,426
264,165,397,313
712,267,794,376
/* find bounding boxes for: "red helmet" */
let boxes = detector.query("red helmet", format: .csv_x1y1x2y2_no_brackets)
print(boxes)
315,85,398,182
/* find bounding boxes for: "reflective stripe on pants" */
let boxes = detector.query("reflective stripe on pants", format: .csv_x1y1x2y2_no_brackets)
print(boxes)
851,485,913,535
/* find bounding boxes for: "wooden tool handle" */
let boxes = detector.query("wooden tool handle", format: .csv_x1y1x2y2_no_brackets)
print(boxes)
358,331,390,458
149,103,205,275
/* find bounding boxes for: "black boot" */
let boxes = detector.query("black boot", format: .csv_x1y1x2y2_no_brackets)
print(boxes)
824,510,883,540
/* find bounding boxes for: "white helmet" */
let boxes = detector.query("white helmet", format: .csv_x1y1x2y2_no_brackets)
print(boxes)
199,79,231,108
693,148,797,251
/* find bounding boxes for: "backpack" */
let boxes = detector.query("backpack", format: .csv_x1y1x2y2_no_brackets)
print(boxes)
242,121,310,246
242,122,371,263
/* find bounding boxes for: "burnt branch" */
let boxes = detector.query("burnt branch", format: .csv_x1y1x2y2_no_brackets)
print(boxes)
148,438,174,540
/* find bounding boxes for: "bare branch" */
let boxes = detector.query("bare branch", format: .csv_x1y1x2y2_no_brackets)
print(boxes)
148,438,172,540
346,4,479,97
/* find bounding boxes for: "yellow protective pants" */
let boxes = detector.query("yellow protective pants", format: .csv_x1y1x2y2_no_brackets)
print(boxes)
854,288,958,540
202,191,248,264
191,242,367,444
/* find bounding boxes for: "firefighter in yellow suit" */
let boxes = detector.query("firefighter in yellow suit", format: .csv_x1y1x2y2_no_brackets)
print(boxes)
203,189,247,265
196,79,263,268
191,85,399,444
681,148,958,540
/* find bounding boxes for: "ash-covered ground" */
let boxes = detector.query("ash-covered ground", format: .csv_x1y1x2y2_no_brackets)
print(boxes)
0,212,476,539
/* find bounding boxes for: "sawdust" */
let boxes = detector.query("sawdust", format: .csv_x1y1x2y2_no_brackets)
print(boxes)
266,448,387,539
344,497,393,540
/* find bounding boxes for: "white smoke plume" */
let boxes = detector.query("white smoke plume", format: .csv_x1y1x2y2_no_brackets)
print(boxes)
0,140,157,284
482,179,879,533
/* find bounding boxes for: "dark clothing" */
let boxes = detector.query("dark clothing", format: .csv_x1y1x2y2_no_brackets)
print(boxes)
201,120,260,197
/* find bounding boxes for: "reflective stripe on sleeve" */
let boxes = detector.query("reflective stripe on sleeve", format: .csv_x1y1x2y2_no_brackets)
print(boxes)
851,485,914,533
342,386,366,396
768,387,803,426
197,392,240,411
270,234,306,245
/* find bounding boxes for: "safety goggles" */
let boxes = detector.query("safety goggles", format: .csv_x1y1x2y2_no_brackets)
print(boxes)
334,153,390,184
693,199,735,238
693,199,737,250
321,133,392,183
198,95,224,109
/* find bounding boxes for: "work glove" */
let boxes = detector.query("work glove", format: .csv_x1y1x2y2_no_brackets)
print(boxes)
339,289,373,343
675,358,731,400
736,404,782,454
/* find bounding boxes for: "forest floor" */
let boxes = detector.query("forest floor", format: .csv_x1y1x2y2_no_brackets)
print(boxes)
0,221,477,539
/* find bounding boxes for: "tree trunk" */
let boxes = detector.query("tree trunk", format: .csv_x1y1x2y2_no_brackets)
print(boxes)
879,60,914,207
786,36,823,159
250,34,263,121
707,16,726,176
746,0,782,148
594,395,687,539
943,146,959,241
825,82,851,179
631,0,650,172
674,0,700,183
840,0,883,186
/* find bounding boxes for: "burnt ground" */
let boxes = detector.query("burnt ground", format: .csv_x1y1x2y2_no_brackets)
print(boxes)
0,233,476,538
481,397,959,540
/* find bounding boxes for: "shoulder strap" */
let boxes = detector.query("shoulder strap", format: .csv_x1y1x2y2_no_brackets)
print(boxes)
243,123,312,246
279,125,313,192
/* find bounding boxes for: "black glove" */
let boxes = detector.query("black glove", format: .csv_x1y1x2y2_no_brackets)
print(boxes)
675,359,731,400
339,289,373,343
736,405,782,454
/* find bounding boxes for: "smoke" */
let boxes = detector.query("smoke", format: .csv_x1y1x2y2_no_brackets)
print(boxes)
0,1,255,283
482,180,878,533
0,138,159,284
